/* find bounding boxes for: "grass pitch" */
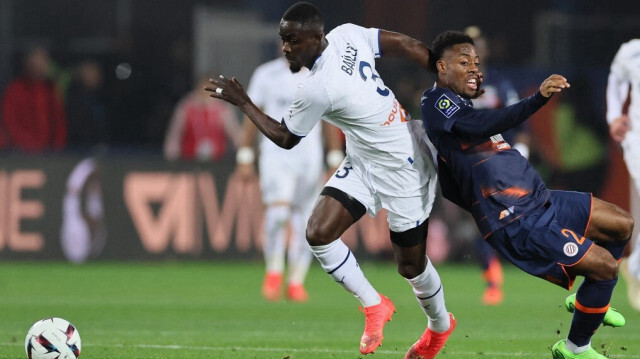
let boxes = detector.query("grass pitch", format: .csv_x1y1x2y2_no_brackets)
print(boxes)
1,260,638,358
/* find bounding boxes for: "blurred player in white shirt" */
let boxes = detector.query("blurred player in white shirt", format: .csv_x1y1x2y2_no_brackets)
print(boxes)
607,38,640,311
207,3,453,357
238,55,344,302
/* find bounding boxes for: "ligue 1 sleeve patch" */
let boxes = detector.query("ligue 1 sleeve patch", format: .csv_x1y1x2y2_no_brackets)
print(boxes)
435,94,460,118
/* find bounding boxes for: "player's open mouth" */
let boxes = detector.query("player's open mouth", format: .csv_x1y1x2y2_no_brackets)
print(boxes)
466,78,477,90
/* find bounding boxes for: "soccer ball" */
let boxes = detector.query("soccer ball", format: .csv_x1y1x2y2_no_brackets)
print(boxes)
25,318,81,359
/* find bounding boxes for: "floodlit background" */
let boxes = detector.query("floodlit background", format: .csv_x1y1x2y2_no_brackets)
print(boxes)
0,0,638,262
0,0,637,149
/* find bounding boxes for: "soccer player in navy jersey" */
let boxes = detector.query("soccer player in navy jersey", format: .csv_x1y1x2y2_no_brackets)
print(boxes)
420,30,632,359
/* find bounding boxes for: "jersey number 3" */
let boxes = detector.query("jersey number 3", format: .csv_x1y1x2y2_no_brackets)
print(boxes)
359,61,389,97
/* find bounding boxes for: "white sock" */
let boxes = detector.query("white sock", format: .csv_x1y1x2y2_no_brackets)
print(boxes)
310,239,380,307
407,258,450,332
628,233,640,280
566,339,591,354
287,209,312,285
264,206,290,274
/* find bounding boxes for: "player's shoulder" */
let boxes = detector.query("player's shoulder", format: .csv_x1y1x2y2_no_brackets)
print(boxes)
329,23,362,34
422,87,468,119
422,87,462,106
327,23,375,40
617,39,640,56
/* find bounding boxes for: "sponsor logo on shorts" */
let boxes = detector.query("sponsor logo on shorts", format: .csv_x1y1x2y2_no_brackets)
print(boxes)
563,242,579,257
435,94,460,118
499,206,515,220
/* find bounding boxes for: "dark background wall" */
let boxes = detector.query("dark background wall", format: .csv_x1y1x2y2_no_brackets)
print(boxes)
2,1,638,149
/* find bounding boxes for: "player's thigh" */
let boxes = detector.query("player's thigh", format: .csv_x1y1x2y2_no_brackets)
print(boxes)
586,197,633,242
489,208,594,289
306,194,358,246
548,190,592,235
377,162,437,233
308,161,376,245
566,244,618,281
325,159,379,217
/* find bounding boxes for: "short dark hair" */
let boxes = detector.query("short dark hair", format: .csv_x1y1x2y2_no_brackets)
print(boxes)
429,31,474,72
282,2,324,30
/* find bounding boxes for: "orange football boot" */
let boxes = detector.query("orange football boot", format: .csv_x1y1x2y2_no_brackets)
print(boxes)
262,272,283,301
405,312,456,359
359,294,396,355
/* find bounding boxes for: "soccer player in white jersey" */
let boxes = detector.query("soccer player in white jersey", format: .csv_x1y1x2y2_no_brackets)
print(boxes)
607,38,640,311
238,55,344,302
207,3,452,357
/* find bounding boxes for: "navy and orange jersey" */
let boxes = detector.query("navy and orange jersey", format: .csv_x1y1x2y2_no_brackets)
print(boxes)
421,86,551,237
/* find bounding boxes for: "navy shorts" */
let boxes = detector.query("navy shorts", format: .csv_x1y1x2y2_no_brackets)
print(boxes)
487,190,594,290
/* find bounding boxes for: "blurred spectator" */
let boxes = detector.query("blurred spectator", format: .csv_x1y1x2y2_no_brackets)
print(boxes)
164,76,242,161
65,60,108,151
1,46,67,152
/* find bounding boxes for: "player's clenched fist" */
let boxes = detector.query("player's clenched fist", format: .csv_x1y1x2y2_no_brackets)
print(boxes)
539,74,570,98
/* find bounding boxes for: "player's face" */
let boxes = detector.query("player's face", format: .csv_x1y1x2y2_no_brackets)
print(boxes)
438,43,481,98
279,20,322,73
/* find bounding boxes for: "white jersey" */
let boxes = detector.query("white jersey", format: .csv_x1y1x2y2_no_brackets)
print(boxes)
283,23,421,171
608,39,640,133
247,56,322,160
608,39,640,196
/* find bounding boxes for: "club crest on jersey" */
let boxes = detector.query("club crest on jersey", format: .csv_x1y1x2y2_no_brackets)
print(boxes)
435,94,460,118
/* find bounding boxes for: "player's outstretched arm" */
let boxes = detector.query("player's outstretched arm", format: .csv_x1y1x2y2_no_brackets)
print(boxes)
450,75,567,139
205,75,301,149
379,30,431,72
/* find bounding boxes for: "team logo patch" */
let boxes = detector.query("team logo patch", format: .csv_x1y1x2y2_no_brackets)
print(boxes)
563,242,579,257
435,94,460,118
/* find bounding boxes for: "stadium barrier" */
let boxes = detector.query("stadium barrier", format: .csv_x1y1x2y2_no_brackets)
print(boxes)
0,154,392,262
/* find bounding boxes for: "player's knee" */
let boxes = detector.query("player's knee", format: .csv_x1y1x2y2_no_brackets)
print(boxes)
611,205,634,240
602,260,620,281
396,263,424,279
586,257,619,282
621,214,634,240
305,217,332,246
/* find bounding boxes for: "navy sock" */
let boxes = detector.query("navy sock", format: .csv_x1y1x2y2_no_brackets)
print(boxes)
568,278,617,347
598,236,630,260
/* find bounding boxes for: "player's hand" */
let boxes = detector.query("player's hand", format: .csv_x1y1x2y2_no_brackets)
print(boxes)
205,75,250,107
609,115,631,143
539,74,570,97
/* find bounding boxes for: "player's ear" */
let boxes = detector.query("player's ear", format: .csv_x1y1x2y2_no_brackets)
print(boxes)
436,60,446,74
